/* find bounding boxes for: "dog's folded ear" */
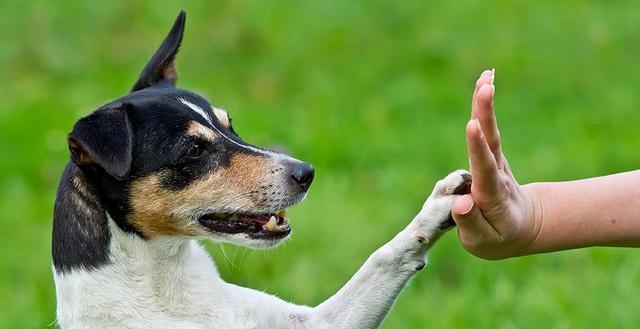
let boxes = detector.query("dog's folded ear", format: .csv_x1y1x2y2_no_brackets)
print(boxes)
131,10,186,92
68,103,133,180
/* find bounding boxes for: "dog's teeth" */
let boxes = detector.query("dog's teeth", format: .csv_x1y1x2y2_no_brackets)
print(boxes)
277,209,287,218
264,216,278,230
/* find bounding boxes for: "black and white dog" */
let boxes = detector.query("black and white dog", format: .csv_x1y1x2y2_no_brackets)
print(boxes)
52,11,471,329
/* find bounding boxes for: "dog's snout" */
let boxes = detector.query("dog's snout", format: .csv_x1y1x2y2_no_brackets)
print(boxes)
291,162,315,191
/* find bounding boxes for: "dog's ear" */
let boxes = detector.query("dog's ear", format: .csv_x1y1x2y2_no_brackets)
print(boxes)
68,103,134,180
131,10,186,92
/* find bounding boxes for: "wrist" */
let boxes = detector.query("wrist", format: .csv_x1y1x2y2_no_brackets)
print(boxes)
519,183,546,255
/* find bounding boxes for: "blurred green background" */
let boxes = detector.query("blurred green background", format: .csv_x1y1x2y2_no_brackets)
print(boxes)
1,0,639,328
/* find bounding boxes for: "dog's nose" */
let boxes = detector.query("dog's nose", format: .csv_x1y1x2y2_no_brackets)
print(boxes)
291,162,315,191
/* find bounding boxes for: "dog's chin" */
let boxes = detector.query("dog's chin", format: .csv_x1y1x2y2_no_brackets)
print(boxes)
211,232,291,249
197,209,292,249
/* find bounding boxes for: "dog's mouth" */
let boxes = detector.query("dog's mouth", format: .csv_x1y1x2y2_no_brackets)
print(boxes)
198,209,291,240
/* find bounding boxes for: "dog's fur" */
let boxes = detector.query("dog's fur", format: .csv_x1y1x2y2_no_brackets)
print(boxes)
52,11,471,329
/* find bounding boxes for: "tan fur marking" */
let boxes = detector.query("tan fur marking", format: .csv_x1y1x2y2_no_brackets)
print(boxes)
128,153,274,238
128,176,202,238
68,139,94,165
186,121,218,141
212,108,231,128
162,63,178,85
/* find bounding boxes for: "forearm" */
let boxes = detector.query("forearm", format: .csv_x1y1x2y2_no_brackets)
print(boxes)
524,170,640,254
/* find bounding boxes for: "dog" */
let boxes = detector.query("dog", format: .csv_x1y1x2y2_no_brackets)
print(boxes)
52,11,471,329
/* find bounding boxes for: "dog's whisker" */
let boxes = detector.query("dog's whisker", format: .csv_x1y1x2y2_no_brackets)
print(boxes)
218,242,233,272
231,245,240,265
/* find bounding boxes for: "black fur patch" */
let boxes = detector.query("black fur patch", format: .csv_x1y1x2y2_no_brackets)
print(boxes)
52,163,111,273
68,102,133,180
131,11,185,92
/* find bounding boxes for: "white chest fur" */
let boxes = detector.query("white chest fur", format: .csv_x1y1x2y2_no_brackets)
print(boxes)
54,220,261,329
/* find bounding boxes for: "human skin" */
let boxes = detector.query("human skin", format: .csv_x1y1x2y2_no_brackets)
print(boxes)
451,70,640,260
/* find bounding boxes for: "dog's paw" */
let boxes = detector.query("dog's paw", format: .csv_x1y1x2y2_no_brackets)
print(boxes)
431,169,472,199
411,170,472,240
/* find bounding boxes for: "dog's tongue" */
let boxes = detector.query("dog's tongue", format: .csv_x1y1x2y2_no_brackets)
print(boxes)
239,210,288,231
244,214,270,225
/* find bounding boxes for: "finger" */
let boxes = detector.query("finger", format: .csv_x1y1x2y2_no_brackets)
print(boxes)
471,70,494,118
451,194,500,247
475,84,502,160
466,119,500,197
472,70,494,104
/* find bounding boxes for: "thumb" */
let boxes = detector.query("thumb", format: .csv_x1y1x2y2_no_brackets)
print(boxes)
452,194,496,241
452,193,475,217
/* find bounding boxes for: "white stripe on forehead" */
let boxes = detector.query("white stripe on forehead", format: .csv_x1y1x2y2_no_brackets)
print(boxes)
212,107,230,127
178,97,283,158
179,98,213,125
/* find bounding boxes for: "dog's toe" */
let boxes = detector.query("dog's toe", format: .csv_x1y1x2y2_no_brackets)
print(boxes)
434,170,472,197
453,173,472,195
428,170,472,230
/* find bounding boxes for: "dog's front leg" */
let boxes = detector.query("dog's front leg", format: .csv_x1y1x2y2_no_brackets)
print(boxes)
305,170,471,329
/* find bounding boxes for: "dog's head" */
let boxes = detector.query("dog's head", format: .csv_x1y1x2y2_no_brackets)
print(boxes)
67,11,314,248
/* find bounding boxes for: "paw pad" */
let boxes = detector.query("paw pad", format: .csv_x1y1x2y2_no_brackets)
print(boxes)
453,173,472,195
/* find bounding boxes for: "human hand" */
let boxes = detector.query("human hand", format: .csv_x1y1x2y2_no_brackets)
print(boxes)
451,70,541,259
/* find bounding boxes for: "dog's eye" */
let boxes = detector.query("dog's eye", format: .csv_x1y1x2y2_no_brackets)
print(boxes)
184,142,206,159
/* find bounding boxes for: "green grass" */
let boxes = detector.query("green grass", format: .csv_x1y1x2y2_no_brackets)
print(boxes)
1,0,640,328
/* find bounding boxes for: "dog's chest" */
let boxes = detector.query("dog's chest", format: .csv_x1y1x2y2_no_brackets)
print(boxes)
54,240,258,329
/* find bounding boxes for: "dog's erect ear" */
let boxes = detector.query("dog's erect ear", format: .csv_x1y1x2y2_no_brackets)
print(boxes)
131,10,186,92
68,103,134,180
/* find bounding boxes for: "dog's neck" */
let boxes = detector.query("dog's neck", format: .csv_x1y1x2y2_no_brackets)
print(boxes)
106,215,191,265
52,161,218,273
52,163,232,327
51,162,186,270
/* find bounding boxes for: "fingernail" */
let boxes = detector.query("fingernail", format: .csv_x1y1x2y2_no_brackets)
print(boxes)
489,84,495,97
490,68,495,85
461,198,475,215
